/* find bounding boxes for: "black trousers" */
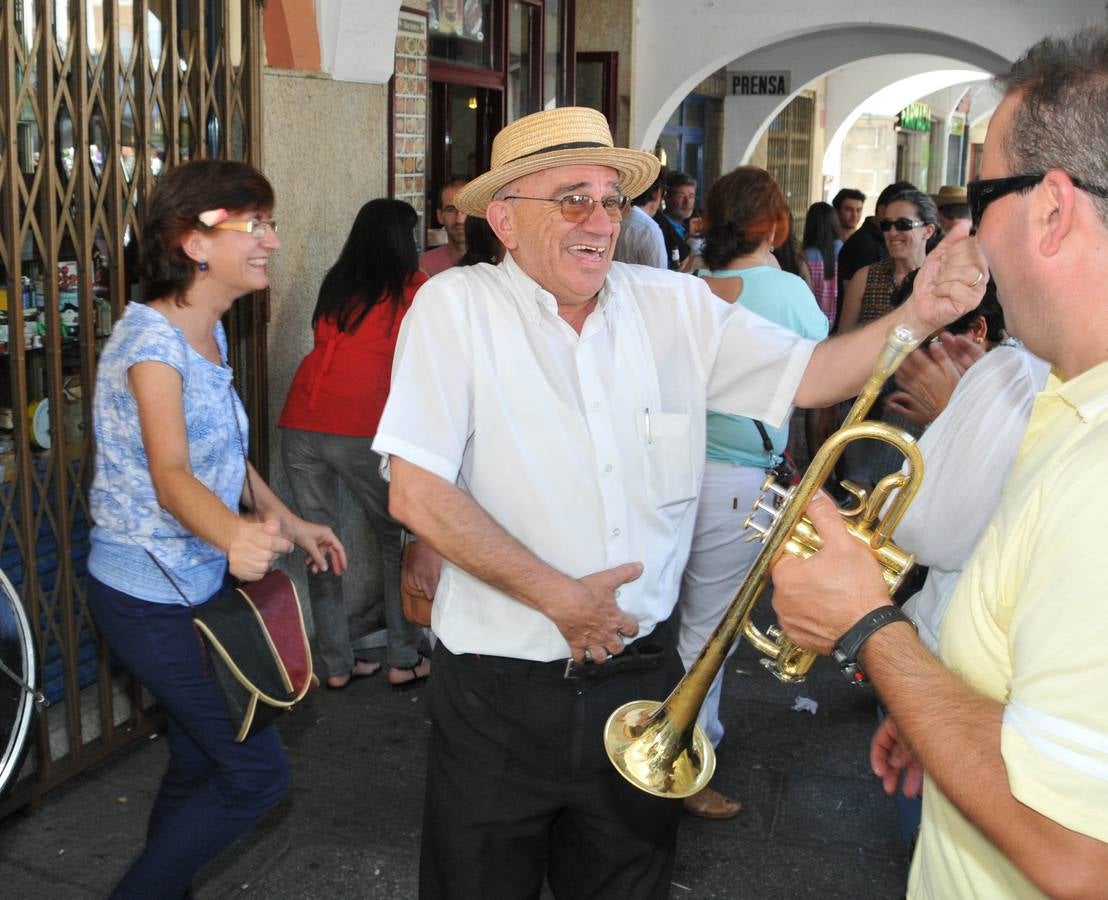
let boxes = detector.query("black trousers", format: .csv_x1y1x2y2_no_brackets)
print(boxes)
419,629,685,900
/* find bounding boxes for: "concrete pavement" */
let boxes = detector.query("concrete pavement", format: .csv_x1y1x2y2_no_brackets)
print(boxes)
0,621,910,899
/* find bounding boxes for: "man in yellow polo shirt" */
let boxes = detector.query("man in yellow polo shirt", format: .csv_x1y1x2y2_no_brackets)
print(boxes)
770,25,1108,899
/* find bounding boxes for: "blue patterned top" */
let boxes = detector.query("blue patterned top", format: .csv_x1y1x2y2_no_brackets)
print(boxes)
89,303,248,604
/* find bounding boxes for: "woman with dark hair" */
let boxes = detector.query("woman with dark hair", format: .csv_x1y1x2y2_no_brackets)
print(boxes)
802,201,842,328
838,189,941,332
836,190,942,487
458,214,504,266
279,199,431,690
676,167,829,820
87,159,346,898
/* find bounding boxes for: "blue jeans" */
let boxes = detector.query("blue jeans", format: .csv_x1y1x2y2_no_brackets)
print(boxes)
88,577,289,899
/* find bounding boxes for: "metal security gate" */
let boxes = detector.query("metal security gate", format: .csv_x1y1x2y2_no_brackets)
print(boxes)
0,0,265,816
765,92,814,233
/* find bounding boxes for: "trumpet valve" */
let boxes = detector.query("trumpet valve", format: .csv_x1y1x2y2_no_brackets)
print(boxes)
759,477,792,501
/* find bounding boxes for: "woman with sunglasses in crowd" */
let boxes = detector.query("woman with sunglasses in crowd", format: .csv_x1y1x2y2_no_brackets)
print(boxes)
835,190,942,490
837,190,941,333
87,159,346,898
279,198,432,691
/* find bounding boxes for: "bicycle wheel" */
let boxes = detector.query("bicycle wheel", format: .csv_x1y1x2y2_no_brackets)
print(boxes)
0,568,37,799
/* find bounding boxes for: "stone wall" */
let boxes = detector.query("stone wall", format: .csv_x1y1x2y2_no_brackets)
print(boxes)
839,114,898,216
261,67,390,639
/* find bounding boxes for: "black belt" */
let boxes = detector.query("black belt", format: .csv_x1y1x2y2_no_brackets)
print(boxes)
467,630,668,683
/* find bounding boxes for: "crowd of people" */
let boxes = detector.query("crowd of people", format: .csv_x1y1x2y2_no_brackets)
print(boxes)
84,23,1107,900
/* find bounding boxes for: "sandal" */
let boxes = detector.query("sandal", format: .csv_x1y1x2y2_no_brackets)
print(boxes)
325,658,382,690
388,655,431,692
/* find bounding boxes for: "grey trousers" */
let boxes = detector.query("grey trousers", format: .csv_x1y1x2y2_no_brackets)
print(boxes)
280,428,422,675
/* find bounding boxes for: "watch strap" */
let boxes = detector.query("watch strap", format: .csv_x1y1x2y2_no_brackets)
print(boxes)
832,606,913,685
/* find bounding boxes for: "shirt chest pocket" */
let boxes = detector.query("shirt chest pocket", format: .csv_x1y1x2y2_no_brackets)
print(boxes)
638,410,698,510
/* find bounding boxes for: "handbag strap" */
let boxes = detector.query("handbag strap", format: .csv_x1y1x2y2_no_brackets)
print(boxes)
229,382,257,511
143,548,196,609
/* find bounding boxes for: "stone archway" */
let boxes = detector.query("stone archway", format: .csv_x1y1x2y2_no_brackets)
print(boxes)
629,0,1104,152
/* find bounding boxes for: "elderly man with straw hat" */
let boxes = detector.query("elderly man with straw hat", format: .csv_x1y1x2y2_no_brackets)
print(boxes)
373,106,985,899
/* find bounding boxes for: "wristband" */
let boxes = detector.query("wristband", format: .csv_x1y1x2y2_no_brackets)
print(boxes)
832,606,913,686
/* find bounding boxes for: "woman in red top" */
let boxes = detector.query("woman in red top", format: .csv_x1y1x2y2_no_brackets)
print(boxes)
279,199,430,689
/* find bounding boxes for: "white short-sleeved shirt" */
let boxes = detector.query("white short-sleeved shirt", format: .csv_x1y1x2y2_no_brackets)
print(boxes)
613,205,667,269
373,253,815,661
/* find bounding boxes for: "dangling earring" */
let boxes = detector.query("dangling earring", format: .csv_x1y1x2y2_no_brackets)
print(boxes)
198,261,209,272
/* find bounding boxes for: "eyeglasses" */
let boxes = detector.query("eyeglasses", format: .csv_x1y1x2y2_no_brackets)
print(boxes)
213,218,278,238
503,193,629,223
968,172,1108,229
879,217,926,233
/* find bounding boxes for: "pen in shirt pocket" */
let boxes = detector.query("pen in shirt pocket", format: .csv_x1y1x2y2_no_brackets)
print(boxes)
644,407,653,444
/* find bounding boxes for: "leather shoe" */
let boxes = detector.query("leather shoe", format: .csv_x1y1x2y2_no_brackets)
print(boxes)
682,786,741,820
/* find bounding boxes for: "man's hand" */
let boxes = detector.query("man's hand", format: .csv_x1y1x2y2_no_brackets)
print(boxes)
902,222,989,334
771,492,890,654
884,334,984,426
551,562,642,663
871,715,924,798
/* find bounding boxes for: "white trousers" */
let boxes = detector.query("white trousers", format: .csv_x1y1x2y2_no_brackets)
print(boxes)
676,460,767,747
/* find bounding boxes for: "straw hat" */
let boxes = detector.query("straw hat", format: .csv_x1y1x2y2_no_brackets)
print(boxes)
931,184,968,208
454,107,660,217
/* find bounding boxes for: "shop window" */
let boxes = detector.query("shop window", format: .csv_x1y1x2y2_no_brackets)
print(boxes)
429,0,495,69
507,1,541,120
766,93,815,230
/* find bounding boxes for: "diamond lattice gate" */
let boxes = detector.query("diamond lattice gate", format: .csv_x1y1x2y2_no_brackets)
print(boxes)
0,0,266,815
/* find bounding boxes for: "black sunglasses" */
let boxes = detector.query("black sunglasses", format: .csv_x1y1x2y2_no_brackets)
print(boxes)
968,172,1108,228
879,217,926,233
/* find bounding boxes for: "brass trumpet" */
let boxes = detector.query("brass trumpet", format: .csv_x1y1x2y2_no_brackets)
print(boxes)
604,324,925,798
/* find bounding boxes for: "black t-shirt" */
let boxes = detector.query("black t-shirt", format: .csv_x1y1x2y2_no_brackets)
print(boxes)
654,212,690,271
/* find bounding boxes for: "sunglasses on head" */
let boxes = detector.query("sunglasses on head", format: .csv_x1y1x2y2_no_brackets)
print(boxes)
968,172,1108,229
879,217,926,232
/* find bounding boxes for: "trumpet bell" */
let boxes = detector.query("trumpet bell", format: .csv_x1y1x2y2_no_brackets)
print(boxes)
603,699,716,798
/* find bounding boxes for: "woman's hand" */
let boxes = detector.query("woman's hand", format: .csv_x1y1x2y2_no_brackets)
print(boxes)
228,518,294,581
883,334,986,427
285,517,348,576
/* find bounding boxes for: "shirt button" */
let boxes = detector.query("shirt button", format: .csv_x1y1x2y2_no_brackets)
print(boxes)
611,527,621,537
604,464,613,473
591,401,600,410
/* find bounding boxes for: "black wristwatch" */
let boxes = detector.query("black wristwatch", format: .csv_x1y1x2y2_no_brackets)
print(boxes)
832,606,914,686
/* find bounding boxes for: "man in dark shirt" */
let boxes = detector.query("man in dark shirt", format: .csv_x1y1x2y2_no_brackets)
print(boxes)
655,170,697,270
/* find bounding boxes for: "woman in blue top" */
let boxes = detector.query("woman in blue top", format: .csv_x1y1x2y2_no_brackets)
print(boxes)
87,160,346,899
677,167,829,819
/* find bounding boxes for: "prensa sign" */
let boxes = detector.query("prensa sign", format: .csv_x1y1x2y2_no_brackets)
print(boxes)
730,71,791,96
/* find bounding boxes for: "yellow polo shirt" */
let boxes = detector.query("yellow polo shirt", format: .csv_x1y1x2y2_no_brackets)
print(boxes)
908,361,1108,899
